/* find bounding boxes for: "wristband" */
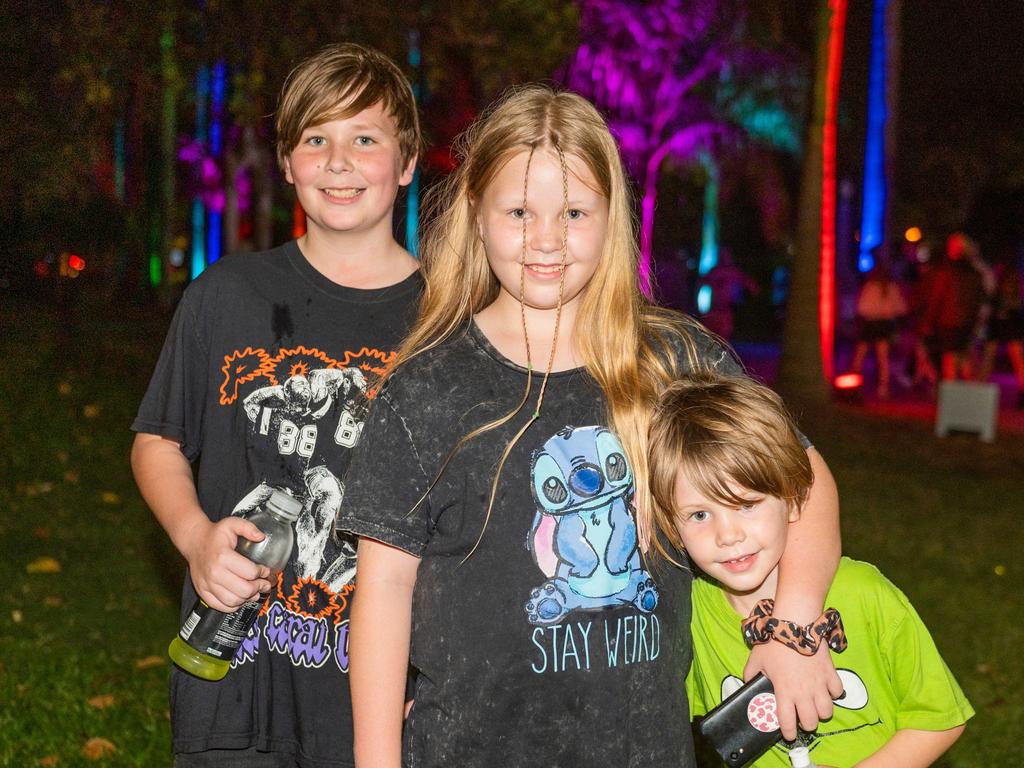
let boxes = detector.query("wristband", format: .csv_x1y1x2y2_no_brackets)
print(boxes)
741,598,847,656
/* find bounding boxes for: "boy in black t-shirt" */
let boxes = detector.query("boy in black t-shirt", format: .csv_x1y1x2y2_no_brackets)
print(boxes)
131,44,422,767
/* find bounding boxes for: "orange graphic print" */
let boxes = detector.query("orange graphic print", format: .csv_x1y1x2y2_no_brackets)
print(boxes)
218,344,396,406
286,576,345,621
261,346,337,386
219,347,270,405
334,346,395,376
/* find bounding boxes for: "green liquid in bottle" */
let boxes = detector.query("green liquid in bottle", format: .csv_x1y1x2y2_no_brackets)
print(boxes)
168,489,300,682
168,635,230,681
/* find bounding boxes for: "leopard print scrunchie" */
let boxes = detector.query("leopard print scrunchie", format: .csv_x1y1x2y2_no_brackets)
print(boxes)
741,598,848,656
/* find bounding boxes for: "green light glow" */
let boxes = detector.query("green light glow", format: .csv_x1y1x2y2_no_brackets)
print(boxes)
149,254,162,287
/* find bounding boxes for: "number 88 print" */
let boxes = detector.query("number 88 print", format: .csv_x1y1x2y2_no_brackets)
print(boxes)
278,420,318,458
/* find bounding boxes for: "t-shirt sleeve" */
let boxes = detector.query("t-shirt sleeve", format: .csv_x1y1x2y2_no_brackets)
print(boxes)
701,333,745,379
131,291,208,461
337,387,433,557
678,322,813,449
878,581,975,732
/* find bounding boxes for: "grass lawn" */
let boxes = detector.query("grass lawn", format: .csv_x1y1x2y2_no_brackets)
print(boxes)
1,292,1020,766
805,400,1024,766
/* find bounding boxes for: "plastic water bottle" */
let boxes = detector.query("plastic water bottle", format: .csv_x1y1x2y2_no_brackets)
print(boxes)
788,746,816,768
168,488,302,680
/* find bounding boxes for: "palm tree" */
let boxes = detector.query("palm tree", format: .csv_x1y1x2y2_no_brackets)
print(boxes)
777,0,848,404
562,0,740,294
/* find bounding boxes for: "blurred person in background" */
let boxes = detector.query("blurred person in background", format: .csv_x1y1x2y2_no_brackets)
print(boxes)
922,233,987,381
697,247,760,341
848,260,907,399
980,252,1024,408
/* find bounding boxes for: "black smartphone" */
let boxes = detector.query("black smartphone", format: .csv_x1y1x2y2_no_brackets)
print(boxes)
696,673,782,767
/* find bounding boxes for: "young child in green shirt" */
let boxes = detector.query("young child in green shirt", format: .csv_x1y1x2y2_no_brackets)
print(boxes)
647,374,973,767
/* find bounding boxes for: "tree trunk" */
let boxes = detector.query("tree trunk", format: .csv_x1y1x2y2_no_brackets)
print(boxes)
777,0,847,405
224,149,240,255
252,134,274,252
158,27,178,290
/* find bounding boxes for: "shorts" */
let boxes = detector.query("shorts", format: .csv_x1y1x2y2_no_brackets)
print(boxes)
989,310,1024,343
858,318,896,343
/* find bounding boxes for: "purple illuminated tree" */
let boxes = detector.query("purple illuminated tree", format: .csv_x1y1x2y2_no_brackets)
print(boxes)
563,0,745,293
563,0,808,297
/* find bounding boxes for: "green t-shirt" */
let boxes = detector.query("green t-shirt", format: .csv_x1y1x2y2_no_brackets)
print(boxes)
687,558,974,767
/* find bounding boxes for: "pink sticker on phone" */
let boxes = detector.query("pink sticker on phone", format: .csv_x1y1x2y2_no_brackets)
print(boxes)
747,692,780,733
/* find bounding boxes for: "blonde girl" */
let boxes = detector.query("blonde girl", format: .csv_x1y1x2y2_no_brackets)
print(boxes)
340,85,842,767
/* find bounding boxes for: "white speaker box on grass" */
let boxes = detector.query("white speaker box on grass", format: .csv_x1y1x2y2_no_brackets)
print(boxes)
935,380,999,443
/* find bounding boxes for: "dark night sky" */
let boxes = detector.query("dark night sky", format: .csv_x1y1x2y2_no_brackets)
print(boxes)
898,0,1024,131
839,0,1024,242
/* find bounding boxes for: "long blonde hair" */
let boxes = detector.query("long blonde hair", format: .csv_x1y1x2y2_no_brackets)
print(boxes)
383,84,718,554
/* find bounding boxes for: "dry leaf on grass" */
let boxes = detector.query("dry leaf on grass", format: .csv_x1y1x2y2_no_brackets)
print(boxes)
100,491,121,504
12,610,23,623
44,596,63,607
63,470,80,484
134,655,165,670
58,381,72,396
87,694,116,709
32,526,51,540
81,737,116,760
83,404,101,419
36,755,60,766
26,557,62,574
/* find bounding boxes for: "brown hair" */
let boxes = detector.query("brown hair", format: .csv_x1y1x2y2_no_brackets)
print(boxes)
647,374,813,552
275,43,421,168
379,84,717,555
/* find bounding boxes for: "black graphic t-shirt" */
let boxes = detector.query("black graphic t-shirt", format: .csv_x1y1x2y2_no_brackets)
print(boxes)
132,241,421,766
340,321,742,768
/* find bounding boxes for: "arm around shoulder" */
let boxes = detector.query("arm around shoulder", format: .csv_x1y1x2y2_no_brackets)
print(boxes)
744,447,842,740
350,538,420,768
774,447,841,618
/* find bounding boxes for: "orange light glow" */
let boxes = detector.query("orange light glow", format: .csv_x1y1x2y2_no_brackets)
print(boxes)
904,227,922,243
292,199,306,239
834,373,863,390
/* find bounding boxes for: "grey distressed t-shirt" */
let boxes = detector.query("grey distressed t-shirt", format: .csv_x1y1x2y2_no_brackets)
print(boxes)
341,321,742,768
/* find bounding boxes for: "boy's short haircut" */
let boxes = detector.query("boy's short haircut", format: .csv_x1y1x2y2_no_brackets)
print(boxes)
275,42,422,169
647,374,813,552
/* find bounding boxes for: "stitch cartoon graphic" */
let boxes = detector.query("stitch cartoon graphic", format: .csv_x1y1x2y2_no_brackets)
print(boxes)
524,426,658,625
